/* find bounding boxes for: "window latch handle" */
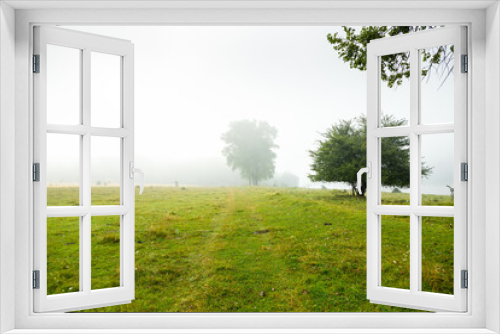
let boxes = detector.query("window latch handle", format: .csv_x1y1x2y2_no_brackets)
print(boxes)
129,161,144,195
356,162,371,195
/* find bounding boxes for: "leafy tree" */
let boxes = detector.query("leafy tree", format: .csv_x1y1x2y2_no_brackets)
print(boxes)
308,116,432,196
327,26,454,88
221,120,278,185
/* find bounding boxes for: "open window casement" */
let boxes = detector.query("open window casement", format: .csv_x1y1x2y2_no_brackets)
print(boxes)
33,26,138,312
364,26,467,312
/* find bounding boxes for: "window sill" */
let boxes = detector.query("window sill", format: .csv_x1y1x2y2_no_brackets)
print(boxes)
4,329,497,334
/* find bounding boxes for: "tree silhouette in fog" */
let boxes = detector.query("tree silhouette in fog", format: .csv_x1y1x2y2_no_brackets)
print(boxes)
221,120,278,186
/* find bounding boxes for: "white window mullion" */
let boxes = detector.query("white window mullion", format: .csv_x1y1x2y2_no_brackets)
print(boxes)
46,205,129,217
82,213,91,294
366,43,380,299
372,124,454,138
409,47,420,295
90,127,130,137
121,49,135,294
118,53,128,288
82,47,92,294
373,205,455,217
415,48,424,295
46,124,130,137
413,124,454,135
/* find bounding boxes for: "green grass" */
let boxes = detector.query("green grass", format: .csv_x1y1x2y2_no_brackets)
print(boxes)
46,186,454,312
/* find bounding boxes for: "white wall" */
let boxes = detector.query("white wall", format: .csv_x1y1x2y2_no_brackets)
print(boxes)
0,2,16,333
486,2,500,333
6,5,492,331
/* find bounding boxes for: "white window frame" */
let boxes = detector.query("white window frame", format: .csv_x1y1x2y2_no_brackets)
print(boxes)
366,26,468,312
33,26,136,313
1,2,499,333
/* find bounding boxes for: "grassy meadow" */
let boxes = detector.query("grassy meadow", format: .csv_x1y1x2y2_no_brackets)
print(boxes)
46,186,454,312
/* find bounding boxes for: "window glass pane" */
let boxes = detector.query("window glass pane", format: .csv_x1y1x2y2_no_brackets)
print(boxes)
421,216,454,295
47,133,80,206
380,52,410,127
47,44,81,125
381,136,410,205
420,45,454,125
47,217,80,295
91,52,121,128
91,215,121,290
381,215,410,290
421,133,454,206
91,136,121,205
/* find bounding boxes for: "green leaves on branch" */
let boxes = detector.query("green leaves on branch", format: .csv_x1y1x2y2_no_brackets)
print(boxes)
308,117,366,196
308,116,432,196
327,26,454,88
221,120,278,186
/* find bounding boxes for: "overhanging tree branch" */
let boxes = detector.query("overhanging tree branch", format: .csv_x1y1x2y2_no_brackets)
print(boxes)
327,26,454,88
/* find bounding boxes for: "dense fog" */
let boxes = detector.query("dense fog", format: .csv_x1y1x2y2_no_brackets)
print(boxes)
47,26,454,194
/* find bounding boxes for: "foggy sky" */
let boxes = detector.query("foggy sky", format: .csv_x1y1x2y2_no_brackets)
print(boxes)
49,26,454,194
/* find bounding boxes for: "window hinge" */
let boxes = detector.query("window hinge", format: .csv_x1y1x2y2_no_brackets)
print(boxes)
461,54,468,73
33,270,40,289
33,163,40,182
461,270,468,289
461,162,468,181
33,54,40,73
